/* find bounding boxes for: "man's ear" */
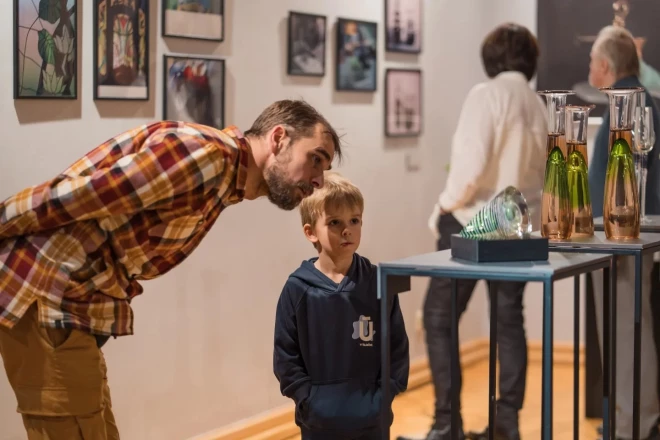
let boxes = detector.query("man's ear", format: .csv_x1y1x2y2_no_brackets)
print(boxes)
269,125,290,155
303,223,319,245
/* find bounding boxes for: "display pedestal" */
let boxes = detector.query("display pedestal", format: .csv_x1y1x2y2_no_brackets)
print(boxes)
450,235,549,263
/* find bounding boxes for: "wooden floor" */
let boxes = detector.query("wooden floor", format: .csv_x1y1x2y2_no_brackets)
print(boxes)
286,360,601,439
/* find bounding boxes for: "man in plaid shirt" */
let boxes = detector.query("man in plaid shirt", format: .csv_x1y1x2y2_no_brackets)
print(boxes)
0,100,341,439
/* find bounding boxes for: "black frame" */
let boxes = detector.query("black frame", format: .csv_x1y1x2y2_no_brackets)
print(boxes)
287,11,327,77
385,68,422,137
93,0,150,101
162,54,226,129
384,0,422,54
161,0,224,42
335,17,378,92
13,0,79,100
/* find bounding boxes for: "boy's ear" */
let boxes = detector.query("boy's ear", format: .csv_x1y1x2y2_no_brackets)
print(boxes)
303,223,319,245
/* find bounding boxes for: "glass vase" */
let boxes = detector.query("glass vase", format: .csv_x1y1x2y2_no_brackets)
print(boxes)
538,90,576,158
459,186,532,240
541,147,573,239
565,104,595,237
600,87,642,240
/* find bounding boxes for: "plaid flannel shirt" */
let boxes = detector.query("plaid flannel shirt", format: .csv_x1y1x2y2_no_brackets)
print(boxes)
0,121,249,336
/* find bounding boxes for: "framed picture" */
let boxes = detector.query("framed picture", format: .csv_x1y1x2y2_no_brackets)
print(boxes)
385,0,422,53
287,11,326,77
93,0,149,100
162,0,224,41
163,54,225,129
13,0,78,99
385,69,422,137
336,18,377,92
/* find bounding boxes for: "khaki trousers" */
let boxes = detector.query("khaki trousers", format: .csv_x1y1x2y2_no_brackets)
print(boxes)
0,303,120,439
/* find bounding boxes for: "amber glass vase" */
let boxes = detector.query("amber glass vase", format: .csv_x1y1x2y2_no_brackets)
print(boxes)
600,87,642,240
565,105,595,237
541,147,572,239
538,90,576,158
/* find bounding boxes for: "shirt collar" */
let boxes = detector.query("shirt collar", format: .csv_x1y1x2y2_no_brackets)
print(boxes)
494,71,529,83
221,125,249,204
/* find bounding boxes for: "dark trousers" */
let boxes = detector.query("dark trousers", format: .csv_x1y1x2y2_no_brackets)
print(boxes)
423,213,528,433
301,429,381,440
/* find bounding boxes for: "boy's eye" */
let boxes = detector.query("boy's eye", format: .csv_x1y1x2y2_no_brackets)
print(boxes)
329,220,339,226
351,218,361,224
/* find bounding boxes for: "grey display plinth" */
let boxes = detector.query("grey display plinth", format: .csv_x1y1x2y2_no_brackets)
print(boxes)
377,249,612,440
545,231,660,440
593,216,660,232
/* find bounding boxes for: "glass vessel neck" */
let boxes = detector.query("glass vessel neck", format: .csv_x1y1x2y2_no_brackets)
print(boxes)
538,90,575,135
565,105,594,144
600,87,643,131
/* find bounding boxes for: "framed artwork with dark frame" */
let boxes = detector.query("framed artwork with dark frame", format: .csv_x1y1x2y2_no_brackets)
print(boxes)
287,11,326,77
385,0,422,54
335,17,378,92
162,0,224,42
163,54,225,129
385,68,422,137
13,0,78,99
93,0,149,101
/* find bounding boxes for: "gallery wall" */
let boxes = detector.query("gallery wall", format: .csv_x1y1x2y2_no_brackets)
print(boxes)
0,0,589,439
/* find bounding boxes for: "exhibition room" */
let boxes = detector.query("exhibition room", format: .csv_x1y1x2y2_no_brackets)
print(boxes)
2,0,660,439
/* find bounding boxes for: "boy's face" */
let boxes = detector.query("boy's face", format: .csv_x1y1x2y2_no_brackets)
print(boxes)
305,204,362,257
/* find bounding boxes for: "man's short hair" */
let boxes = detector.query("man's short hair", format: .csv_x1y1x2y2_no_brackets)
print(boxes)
299,172,364,228
593,25,640,78
244,99,342,162
481,23,540,81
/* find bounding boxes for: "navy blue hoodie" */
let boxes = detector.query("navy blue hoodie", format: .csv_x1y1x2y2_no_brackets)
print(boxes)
273,253,409,435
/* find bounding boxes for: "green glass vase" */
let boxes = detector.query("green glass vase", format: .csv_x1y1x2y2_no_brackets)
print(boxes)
541,147,572,239
459,186,532,240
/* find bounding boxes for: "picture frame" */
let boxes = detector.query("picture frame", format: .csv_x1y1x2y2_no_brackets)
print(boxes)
385,68,422,137
13,0,78,99
93,0,149,101
163,54,226,129
385,0,422,54
336,17,378,92
287,11,327,77
162,0,224,42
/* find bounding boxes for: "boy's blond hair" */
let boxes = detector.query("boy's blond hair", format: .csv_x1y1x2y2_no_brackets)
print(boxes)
299,172,364,228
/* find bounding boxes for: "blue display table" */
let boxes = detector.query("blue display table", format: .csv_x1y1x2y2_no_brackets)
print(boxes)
377,249,612,440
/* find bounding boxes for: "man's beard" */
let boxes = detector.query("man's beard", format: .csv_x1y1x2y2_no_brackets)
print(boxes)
264,161,314,211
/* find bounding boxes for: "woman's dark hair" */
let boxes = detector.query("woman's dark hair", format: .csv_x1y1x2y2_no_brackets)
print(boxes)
481,23,540,81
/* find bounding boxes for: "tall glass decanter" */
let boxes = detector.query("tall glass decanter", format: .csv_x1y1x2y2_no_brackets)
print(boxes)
600,87,642,240
541,147,572,239
565,104,595,237
538,90,576,158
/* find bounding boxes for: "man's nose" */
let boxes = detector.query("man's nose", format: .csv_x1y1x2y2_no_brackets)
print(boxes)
311,173,324,188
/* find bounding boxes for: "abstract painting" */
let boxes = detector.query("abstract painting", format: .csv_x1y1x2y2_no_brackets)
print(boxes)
537,0,660,117
14,0,78,99
163,55,225,129
385,0,421,54
385,69,422,137
94,0,149,100
162,0,224,41
287,11,326,77
336,18,377,92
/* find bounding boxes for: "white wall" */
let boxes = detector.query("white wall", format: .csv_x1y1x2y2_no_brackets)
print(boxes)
0,1,586,439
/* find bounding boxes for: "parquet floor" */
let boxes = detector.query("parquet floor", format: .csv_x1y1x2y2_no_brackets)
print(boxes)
286,360,601,439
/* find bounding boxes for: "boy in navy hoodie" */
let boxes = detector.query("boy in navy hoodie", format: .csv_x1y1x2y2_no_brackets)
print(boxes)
273,172,410,439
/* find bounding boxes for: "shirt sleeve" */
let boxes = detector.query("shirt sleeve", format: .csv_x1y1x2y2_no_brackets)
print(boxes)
0,131,228,239
438,84,496,212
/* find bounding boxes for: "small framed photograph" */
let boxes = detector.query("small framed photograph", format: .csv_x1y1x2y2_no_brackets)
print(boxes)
336,18,378,92
13,0,78,99
93,0,149,100
385,68,422,137
385,0,422,54
162,0,224,41
287,11,326,77
163,54,225,129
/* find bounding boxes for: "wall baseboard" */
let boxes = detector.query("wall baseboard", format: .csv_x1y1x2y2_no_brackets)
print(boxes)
191,338,584,440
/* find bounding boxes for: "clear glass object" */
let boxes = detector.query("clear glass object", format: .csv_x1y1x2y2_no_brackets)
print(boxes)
600,87,642,239
633,93,655,224
541,147,573,239
565,104,595,237
459,186,532,240
538,90,576,158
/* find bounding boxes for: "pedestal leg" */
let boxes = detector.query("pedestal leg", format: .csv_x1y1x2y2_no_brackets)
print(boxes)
542,279,554,440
